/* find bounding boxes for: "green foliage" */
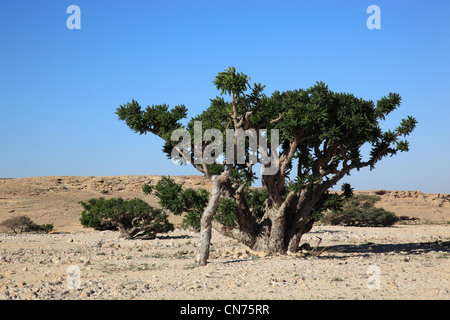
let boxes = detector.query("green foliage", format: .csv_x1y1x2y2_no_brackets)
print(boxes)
79,197,174,239
143,177,184,214
0,216,53,234
180,210,202,231
39,224,54,234
115,100,187,158
320,194,399,226
216,198,238,227
80,198,116,231
245,188,268,221
311,183,354,220
117,67,417,183
143,177,209,231
144,177,269,230
213,66,251,96
215,188,268,228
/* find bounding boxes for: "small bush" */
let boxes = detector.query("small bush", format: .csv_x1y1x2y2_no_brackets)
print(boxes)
39,224,54,234
0,216,53,234
321,194,399,226
79,197,174,239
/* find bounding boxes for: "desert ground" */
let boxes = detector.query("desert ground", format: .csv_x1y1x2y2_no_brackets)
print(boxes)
0,175,448,300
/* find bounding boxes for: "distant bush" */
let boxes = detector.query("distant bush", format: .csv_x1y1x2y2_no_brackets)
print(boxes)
0,216,54,234
79,197,174,239
320,194,399,227
39,223,54,234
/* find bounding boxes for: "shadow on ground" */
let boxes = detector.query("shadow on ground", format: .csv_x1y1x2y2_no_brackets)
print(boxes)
321,240,449,256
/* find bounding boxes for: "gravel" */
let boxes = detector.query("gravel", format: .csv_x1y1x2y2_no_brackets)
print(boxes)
0,225,448,300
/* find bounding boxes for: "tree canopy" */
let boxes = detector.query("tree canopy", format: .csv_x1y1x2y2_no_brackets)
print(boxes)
116,67,417,265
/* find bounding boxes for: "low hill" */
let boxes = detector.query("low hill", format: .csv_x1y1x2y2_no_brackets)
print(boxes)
0,175,448,233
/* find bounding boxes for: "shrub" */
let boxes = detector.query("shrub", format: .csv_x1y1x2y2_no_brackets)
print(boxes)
321,194,399,226
0,216,53,234
39,224,54,234
79,197,174,239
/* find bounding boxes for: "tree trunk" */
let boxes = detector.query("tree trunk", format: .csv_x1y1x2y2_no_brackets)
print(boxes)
287,217,315,252
195,176,222,266
268,214,286,254
208,182,322,257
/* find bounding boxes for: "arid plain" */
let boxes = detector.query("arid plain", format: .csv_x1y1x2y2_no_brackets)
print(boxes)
0,175,448,300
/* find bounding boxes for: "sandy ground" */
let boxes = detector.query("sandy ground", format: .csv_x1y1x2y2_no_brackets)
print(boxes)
0,175,449,300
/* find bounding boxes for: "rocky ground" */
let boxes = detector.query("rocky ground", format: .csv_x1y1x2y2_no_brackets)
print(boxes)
0,175,449,300
0,226,448,300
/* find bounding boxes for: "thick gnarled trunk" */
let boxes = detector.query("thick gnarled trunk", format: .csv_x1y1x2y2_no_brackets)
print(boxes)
211,181,320,255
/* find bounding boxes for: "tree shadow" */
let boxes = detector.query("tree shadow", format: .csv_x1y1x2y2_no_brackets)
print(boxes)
156,234,193,240
318,240,449,258
220,259,248,264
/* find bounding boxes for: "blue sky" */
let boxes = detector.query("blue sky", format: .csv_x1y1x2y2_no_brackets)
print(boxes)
0,0,449,193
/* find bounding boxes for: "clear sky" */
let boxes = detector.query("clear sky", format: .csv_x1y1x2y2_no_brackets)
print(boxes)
0,0,449,193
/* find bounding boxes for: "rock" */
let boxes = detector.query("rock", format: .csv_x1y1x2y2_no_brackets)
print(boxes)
83,259,92,266
112,290,122,296
51,257,61,264
0,293,10,300
22,291,37,300
101,242,114,248
1,289,10,297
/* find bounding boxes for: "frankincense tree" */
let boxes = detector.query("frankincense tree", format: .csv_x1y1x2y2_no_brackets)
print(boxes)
116,67,417,265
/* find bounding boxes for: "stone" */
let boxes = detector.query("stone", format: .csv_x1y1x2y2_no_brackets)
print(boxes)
80,290,90,298
83,259,92,266
22,292,37,300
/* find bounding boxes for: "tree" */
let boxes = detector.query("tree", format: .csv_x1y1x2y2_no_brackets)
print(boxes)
79,197,174,239
116,67,417,265
0,216,53,234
